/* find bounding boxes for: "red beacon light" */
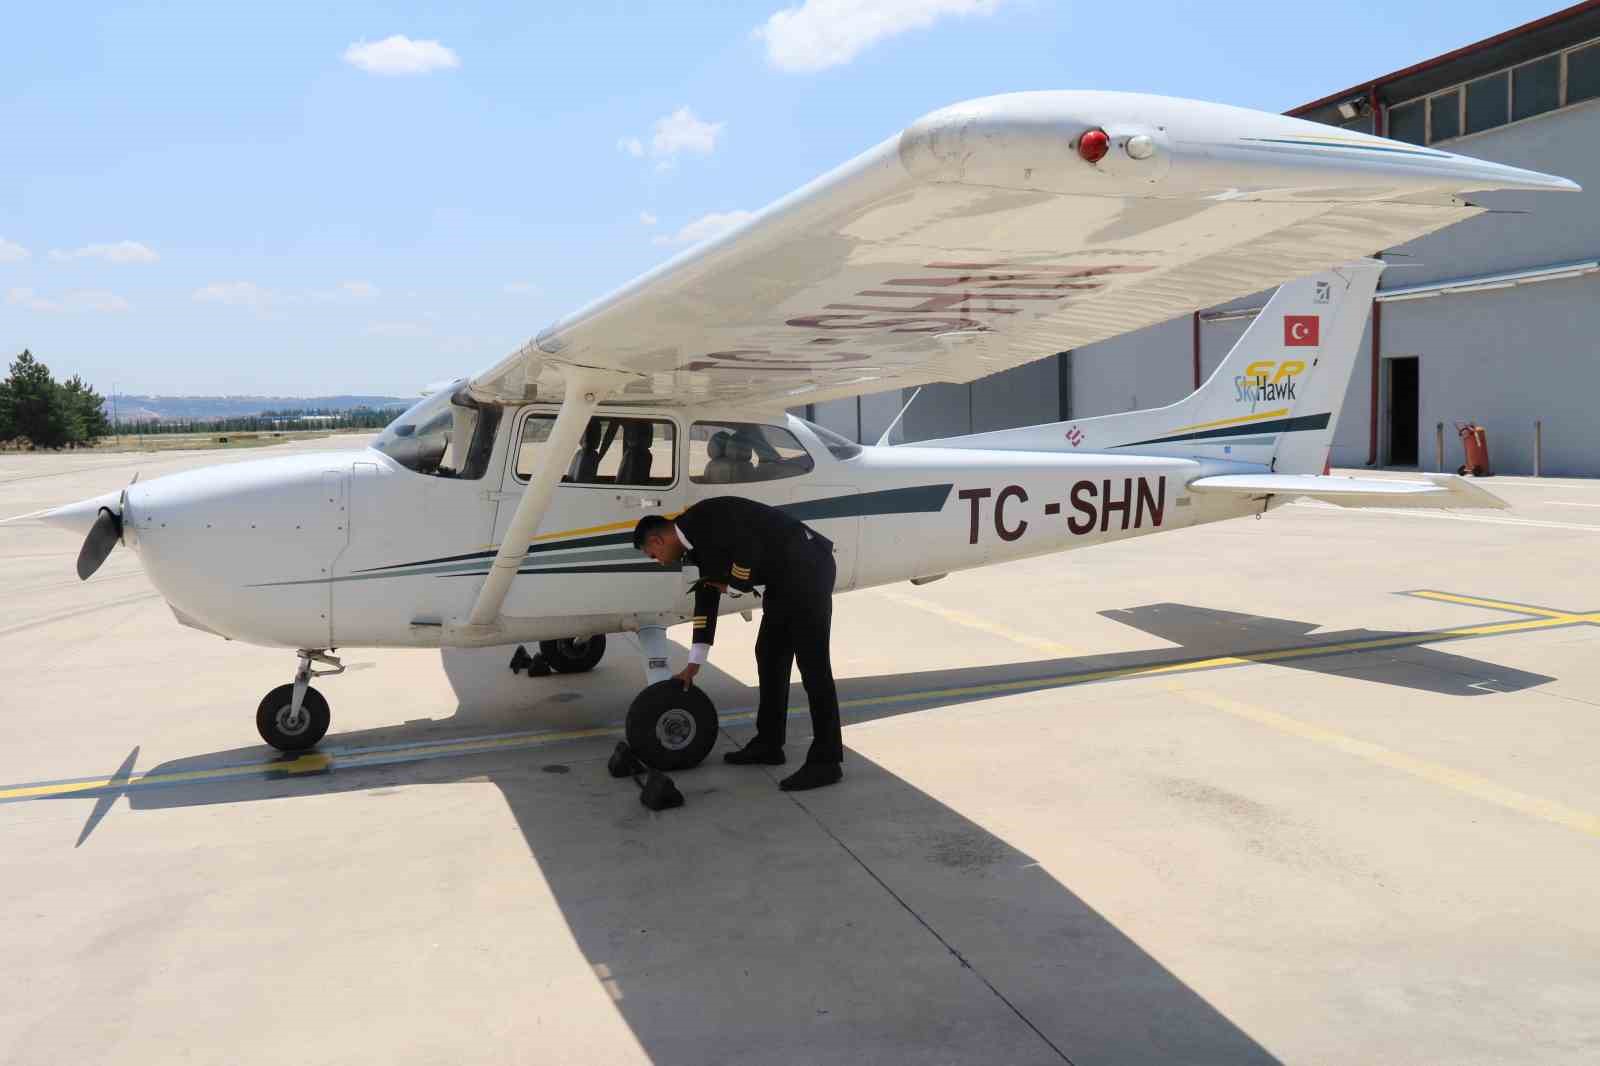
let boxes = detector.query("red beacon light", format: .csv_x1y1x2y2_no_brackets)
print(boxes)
1077,128,1111,164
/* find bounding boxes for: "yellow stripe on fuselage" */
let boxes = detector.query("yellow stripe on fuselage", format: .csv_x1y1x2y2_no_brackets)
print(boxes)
1170,408,1290,434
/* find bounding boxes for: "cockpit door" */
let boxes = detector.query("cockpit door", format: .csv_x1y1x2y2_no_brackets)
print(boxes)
491,408,688,619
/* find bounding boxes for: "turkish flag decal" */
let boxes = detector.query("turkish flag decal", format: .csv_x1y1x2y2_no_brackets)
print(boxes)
1284,315,1320,347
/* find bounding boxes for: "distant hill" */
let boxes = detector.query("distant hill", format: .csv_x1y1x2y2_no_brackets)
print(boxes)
106,394,413,422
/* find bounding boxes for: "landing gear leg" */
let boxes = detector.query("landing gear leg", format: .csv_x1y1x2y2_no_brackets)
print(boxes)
256,650,343,752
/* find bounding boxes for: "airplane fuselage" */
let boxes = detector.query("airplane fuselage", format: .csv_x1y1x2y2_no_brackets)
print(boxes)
116,410,1261,651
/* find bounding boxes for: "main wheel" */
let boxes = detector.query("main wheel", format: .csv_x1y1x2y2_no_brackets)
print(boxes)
540,635,607,674
256,684,331,752
624,680,718,771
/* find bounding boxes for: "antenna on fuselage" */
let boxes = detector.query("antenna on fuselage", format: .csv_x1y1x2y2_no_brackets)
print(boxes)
875,386,923,447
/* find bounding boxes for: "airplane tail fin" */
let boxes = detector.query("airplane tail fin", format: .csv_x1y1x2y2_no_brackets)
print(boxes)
915,260,1383,473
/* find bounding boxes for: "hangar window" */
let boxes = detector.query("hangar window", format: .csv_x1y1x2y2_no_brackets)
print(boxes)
687,422,814,484
1570,43,1600,106
1513,56,1560,122
1428,90,1461,142
1388,100,1425,145
515,414,677,487
1464,72,1509,135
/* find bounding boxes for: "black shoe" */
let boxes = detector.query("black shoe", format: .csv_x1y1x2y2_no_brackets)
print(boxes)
779,763,842,791
724,743,785,766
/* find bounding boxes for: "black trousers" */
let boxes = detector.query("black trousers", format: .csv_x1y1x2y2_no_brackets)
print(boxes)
752,534,842,765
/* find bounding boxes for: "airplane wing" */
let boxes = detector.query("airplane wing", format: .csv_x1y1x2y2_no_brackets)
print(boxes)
1188,473,1508,509
470,91,1576,411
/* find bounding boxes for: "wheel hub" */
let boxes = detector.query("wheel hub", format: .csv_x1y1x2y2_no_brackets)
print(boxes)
655,708,696,751
275,705,309,735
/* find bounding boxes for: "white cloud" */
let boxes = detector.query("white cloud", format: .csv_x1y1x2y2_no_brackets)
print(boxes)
363,321,428,337
502,281,538,295
652,108,724,156
638,211,658,226
618,108,725,166
49,240,159,264
653,210,757,247
193,281,277,312
0,237,29,263
311,280,380,303
343,35,460,76
757,0,1001,72
7,287,131,313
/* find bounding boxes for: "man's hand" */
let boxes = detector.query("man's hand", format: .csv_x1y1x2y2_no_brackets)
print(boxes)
673,663,701,690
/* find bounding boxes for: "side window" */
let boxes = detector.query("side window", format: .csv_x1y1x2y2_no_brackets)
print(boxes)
689,422,814,484
515,414,676,486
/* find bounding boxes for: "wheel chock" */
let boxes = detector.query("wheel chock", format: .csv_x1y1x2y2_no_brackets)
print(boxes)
608,741,644,779
509,645,554,678
639,769,684,811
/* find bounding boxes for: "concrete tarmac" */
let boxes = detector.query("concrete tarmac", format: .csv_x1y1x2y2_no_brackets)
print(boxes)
2,439,1598,1065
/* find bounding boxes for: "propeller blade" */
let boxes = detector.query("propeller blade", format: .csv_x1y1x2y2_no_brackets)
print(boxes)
76,507,123,580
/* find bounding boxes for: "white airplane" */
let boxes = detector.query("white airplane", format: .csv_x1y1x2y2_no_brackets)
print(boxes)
32,91,1577,771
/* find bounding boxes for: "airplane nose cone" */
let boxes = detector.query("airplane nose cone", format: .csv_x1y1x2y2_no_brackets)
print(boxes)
41,491,123,536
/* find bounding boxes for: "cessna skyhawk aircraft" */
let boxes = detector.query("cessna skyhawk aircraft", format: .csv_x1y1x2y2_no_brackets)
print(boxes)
34,91,1578,770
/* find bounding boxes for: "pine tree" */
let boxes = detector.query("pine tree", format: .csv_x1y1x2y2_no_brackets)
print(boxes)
4,350,70,448
61,375,110,441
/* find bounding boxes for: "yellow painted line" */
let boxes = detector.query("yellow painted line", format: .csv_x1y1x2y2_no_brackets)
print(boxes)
1170,408,1290,434
1407,590,1579,620
877,589,1083,658
3,593,1589,805
834,615,1575,712
1171,685,1600,840
0,752,331,801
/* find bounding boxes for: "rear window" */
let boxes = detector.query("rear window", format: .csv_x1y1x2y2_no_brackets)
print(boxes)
688,422,813,484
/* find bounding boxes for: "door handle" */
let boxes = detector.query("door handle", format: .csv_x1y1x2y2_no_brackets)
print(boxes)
619,495,662,508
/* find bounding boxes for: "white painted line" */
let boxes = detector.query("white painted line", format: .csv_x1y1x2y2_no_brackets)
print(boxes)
1299,506,1600,533
1545,501,1600,508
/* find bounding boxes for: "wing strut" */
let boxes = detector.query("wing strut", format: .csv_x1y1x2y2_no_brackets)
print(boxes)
459,366,631,637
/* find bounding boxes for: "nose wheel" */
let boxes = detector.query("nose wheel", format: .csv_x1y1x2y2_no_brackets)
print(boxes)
257,650,343,752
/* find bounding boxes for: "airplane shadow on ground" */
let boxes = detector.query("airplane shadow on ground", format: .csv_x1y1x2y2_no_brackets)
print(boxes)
91,601,1557,1064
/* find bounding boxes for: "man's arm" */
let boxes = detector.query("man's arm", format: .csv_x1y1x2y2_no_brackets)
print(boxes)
676,580,722,687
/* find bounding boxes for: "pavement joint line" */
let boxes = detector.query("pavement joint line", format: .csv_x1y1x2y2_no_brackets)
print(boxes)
876,588,1084,658
2,588,1592,806
778,785,1077,1065
1168,682,1600,840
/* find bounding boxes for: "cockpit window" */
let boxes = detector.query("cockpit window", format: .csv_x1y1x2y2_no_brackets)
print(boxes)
797,418,863,460
515,414,677,486
373,386,501,480
689,422,814,484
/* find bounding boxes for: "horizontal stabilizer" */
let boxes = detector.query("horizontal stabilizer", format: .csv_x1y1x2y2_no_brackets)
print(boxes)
1188,473,1507,510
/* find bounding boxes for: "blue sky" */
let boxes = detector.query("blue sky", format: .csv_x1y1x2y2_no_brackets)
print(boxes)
0,0,1570,396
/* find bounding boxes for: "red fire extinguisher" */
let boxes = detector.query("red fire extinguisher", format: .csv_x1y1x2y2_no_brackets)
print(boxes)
1455,422,1491,477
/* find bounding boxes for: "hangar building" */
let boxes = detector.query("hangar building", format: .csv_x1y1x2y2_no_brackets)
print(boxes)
811,2,1600,476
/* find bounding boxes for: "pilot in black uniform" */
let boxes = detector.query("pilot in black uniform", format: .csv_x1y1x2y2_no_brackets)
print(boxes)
634,497,843,791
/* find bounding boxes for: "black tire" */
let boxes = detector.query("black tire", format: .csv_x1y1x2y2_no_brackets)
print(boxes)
539,634,607,673
624,680,718,771
256,683,331,752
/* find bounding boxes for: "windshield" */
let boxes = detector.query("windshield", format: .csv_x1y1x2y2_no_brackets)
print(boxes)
373,385,500,479
797,418,863,460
